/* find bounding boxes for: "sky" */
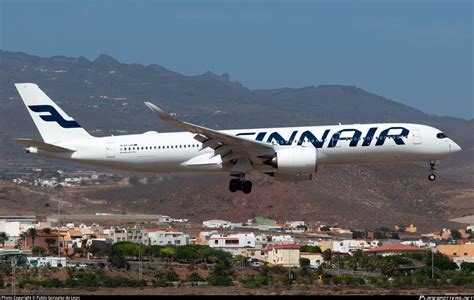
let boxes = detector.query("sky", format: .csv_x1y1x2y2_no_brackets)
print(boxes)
1,0,472,119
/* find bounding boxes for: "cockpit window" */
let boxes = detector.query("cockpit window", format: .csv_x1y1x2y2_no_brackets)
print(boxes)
436,133,448,139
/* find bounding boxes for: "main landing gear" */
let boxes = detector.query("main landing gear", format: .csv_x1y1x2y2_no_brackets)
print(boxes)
229,174,253,194
428,161,438,181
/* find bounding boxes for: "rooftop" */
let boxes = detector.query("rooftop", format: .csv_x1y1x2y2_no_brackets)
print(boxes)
366,244,425,253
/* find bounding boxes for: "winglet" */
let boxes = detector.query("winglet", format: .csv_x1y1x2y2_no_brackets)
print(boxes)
144,102,183,128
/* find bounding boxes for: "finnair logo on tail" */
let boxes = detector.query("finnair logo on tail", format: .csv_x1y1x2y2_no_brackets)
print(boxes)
28,105,81,128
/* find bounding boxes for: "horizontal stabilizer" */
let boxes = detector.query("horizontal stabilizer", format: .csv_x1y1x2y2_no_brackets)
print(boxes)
15,138,76,153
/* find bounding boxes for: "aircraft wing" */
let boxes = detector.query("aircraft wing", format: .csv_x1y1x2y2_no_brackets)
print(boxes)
144,102,275,172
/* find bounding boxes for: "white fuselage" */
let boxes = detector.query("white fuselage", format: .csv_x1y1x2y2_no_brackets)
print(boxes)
36,123,461,174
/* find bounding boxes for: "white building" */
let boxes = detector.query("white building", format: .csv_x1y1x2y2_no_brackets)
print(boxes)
401,239,435,248
271,235,295,244
300,252,324,268
203,220,233,229
148,230,189,246
0,221,20,238
263,244,300,267
27,257,67,268
287,221,305,228
331,240,371,254
208,233,256,249
108,229,127,244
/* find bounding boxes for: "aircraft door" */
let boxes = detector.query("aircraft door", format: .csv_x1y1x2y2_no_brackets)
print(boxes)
412,129,421,144
106,142,115,158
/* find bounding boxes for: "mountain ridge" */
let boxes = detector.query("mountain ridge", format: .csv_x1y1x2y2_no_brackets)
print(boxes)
0,49,472,230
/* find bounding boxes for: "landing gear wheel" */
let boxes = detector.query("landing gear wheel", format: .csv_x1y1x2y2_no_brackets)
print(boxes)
428,173,436,181
242,181,253,194
229,179,240,192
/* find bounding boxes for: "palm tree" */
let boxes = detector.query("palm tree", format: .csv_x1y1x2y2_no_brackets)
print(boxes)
44,238,57,255
27,228,38,247
0,232,8,247
322,249,332,265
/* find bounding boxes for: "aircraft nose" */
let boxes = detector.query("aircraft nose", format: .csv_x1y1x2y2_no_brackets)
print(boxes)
450,140,462,153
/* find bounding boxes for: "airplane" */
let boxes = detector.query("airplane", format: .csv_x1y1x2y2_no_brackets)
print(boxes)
14,83,462,194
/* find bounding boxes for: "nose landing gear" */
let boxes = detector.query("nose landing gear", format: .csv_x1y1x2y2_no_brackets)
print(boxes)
229,174,253,194
428,161,438,181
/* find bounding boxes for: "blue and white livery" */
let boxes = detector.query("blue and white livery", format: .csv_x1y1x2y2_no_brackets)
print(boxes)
15,83,462,194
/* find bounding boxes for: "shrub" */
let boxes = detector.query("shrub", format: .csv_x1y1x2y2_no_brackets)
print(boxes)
300,245,322,253
31,246,47,256
299,257,311,268
186,272,205,283
461,262,474,273
243,274,269,288
451,274,474,286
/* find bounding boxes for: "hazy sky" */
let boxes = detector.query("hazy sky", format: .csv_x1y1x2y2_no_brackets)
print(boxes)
1,0,472,119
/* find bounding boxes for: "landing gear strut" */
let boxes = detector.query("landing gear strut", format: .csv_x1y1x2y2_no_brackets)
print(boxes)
428,161,437,181
229,174,253,194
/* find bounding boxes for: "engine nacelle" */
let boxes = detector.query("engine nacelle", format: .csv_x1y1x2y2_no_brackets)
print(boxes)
265,147,317,174
273,173,313,182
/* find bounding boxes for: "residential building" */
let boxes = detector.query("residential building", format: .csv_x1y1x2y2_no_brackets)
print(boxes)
109,228,127,244
202,220,233,229
195,231,218,245
300,252,324,268
271,235,294,245
208,233,256,250
395,224,417,234
148,229,189,246
255,234,272,249
263,244,300,267
331,239,371,254
366,244,426,256
401,239,435,248
127,228,149,244
436,243,474,259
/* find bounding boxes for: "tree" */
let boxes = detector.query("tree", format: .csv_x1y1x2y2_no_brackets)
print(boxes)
352,231,367,239
299,257,311,268
43,228,51,234
128,176,140,185
461,262,474,273
108,249,129,269
425,252,458,271
27,228,38,247
32,246,47,256
380,260,399,276
451,229,462,240
207,254,234,286
44,238,57,255
300,245,322,253
0,232,8,247
322,249,332,264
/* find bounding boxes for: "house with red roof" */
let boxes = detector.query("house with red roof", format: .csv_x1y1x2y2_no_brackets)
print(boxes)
365,244,426,256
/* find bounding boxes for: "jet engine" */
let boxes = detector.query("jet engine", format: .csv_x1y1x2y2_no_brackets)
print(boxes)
264,147,317,174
